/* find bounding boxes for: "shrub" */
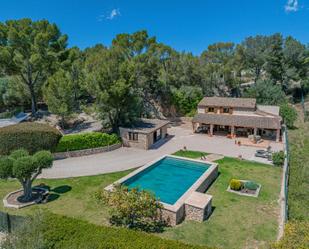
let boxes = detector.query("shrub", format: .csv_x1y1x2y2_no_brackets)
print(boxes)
1,213,209,249
55,132,120,152
96,185,165,232
0,123,62,155
244,181,259,191
280,103,297,128
230,179,243,191
270,221,309,249
272,151,285,167
1,212,44,249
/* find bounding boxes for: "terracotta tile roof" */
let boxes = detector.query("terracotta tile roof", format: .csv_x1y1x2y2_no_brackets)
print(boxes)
192,113,281,129
257,105,280,116
119,119,170,134
198,97,256,109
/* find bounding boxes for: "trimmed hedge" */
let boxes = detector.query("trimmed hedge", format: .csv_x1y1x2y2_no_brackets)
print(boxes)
0,123,62,155
55,132,120,152
40,214,210,249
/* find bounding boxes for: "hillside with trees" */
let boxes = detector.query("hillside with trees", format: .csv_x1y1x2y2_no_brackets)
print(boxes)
0,19,308,130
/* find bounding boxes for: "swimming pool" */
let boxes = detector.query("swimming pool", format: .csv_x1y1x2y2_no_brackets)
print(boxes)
105,155,218,225
124,157,210,205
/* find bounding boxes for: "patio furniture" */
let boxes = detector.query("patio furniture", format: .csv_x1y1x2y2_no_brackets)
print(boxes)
255,150,272,160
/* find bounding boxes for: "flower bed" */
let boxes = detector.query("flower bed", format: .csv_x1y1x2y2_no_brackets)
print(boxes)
227,179,261,197
3,187,49,209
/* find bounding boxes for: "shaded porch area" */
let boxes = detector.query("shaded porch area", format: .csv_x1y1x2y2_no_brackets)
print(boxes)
192,123,281,143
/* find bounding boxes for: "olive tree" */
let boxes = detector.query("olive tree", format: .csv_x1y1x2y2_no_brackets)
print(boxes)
0,149,53,201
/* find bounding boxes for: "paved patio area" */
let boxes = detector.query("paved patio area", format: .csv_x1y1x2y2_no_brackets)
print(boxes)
40,124,284,179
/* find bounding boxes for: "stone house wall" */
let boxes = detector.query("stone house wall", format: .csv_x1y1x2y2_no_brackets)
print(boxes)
119,128,148,150
120,124,169,150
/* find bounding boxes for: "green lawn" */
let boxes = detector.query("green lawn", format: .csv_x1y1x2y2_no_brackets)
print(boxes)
0,152,282,249
0,170,132,225
287,111,309,221
162,153,282,249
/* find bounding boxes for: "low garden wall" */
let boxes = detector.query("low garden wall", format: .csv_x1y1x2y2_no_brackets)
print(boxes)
53,143,122,160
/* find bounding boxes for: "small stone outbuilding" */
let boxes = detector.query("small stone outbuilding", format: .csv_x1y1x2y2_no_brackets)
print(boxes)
119,119,170,150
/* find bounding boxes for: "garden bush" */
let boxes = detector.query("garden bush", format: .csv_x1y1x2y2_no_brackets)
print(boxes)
230,179,243,191
2,213,211,249
272,151,285,167
55,132,120,152
244,181,259,191
96,185,165,232
0,123,62,155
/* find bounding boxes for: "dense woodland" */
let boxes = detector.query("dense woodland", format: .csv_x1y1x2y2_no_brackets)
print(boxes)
0,19,308,130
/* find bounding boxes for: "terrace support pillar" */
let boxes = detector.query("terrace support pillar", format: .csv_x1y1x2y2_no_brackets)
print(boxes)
253,127,258,136
209,124,214,137
192,122,196,132
276,129,280,142
231,126,235,137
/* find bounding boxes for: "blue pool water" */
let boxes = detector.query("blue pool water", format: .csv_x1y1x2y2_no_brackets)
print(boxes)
124,157,210,205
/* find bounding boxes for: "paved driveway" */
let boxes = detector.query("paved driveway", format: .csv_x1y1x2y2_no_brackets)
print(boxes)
40,125,284,179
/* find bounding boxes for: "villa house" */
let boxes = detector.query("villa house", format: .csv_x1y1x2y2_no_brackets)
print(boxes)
192,97,282,142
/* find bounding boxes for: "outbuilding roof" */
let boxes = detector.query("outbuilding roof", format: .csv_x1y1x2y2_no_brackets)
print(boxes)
119,118,170,134
192,113,281,129
198,97,256,109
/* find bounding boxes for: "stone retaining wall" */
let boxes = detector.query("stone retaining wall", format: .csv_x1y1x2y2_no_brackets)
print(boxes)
53,143,122,160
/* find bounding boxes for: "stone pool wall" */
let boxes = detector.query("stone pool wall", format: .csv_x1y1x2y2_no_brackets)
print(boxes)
196,165,219,193
161,205,185,226
184,194,213,222
160,162,218,226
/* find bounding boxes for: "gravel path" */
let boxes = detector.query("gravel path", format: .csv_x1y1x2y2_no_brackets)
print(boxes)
40,125,283,179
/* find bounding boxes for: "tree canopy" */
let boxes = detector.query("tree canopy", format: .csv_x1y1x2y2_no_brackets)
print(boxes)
1,18,308,128
0,19,67,115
